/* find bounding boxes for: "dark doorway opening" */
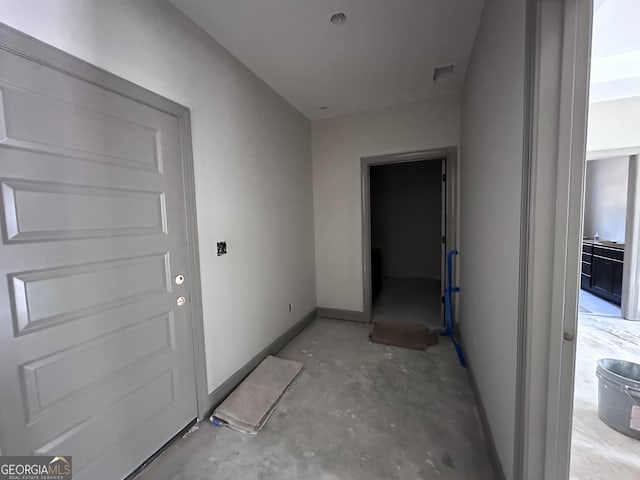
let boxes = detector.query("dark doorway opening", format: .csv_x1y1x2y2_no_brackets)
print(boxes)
369,159,444,329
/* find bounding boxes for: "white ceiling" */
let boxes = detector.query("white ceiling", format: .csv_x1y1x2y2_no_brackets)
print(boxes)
590,0,640,103
168,0,484,119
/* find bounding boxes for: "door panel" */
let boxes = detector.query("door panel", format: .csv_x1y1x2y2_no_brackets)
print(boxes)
10,253,169,334
0,42,198,480
612,263,623,296
592,257,614,293
2,179,166,242
0,82,161,172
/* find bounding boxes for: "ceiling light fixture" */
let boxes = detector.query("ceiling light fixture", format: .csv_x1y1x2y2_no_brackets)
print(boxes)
330,12,347,25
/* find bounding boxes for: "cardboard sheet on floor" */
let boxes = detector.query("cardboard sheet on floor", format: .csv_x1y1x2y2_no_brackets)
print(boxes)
369,320,439,350
211,355,303,434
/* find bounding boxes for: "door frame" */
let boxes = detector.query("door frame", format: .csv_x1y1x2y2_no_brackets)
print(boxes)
516,0,593,478
0,23,210,420
585,150,640,320
360,147,458,322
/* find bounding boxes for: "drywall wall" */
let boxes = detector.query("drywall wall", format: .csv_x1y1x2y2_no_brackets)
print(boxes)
370,160,442,279
0,0,316,394
459,0,527,477
312,95,460,311
583,157,629,242
587,97,640,152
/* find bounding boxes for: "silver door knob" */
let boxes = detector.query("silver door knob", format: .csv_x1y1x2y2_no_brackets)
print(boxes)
177,296,186,306
175,274,185,285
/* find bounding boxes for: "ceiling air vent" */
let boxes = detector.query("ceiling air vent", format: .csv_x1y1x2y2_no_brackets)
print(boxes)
330,12,347,25
433,64,455,83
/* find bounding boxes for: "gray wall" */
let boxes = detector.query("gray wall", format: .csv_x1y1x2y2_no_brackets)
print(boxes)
583,157,629,242
0,0,317,394
459,0,527,477
370,160,442,279
588,96,640,151
311,95,460,311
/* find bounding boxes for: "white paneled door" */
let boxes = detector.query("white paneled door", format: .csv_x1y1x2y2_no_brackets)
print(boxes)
0,29,200,480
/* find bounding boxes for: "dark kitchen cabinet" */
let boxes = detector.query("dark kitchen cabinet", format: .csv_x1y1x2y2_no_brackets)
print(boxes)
581,241,624,305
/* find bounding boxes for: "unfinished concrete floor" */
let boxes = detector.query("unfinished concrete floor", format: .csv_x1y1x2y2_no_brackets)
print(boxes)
136,318,494,480
570,311,640,479
373,277,443,329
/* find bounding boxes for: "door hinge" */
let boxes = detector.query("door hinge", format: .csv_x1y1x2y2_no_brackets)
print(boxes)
442,173,446,182
442,235,446,244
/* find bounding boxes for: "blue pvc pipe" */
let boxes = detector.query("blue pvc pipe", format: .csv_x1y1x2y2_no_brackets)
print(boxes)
442,249,465,367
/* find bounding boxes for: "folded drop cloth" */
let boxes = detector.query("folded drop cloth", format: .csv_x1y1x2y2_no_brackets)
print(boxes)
211,355,303,434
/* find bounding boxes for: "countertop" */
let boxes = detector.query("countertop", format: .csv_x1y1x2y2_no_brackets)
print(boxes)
582,239,625,250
